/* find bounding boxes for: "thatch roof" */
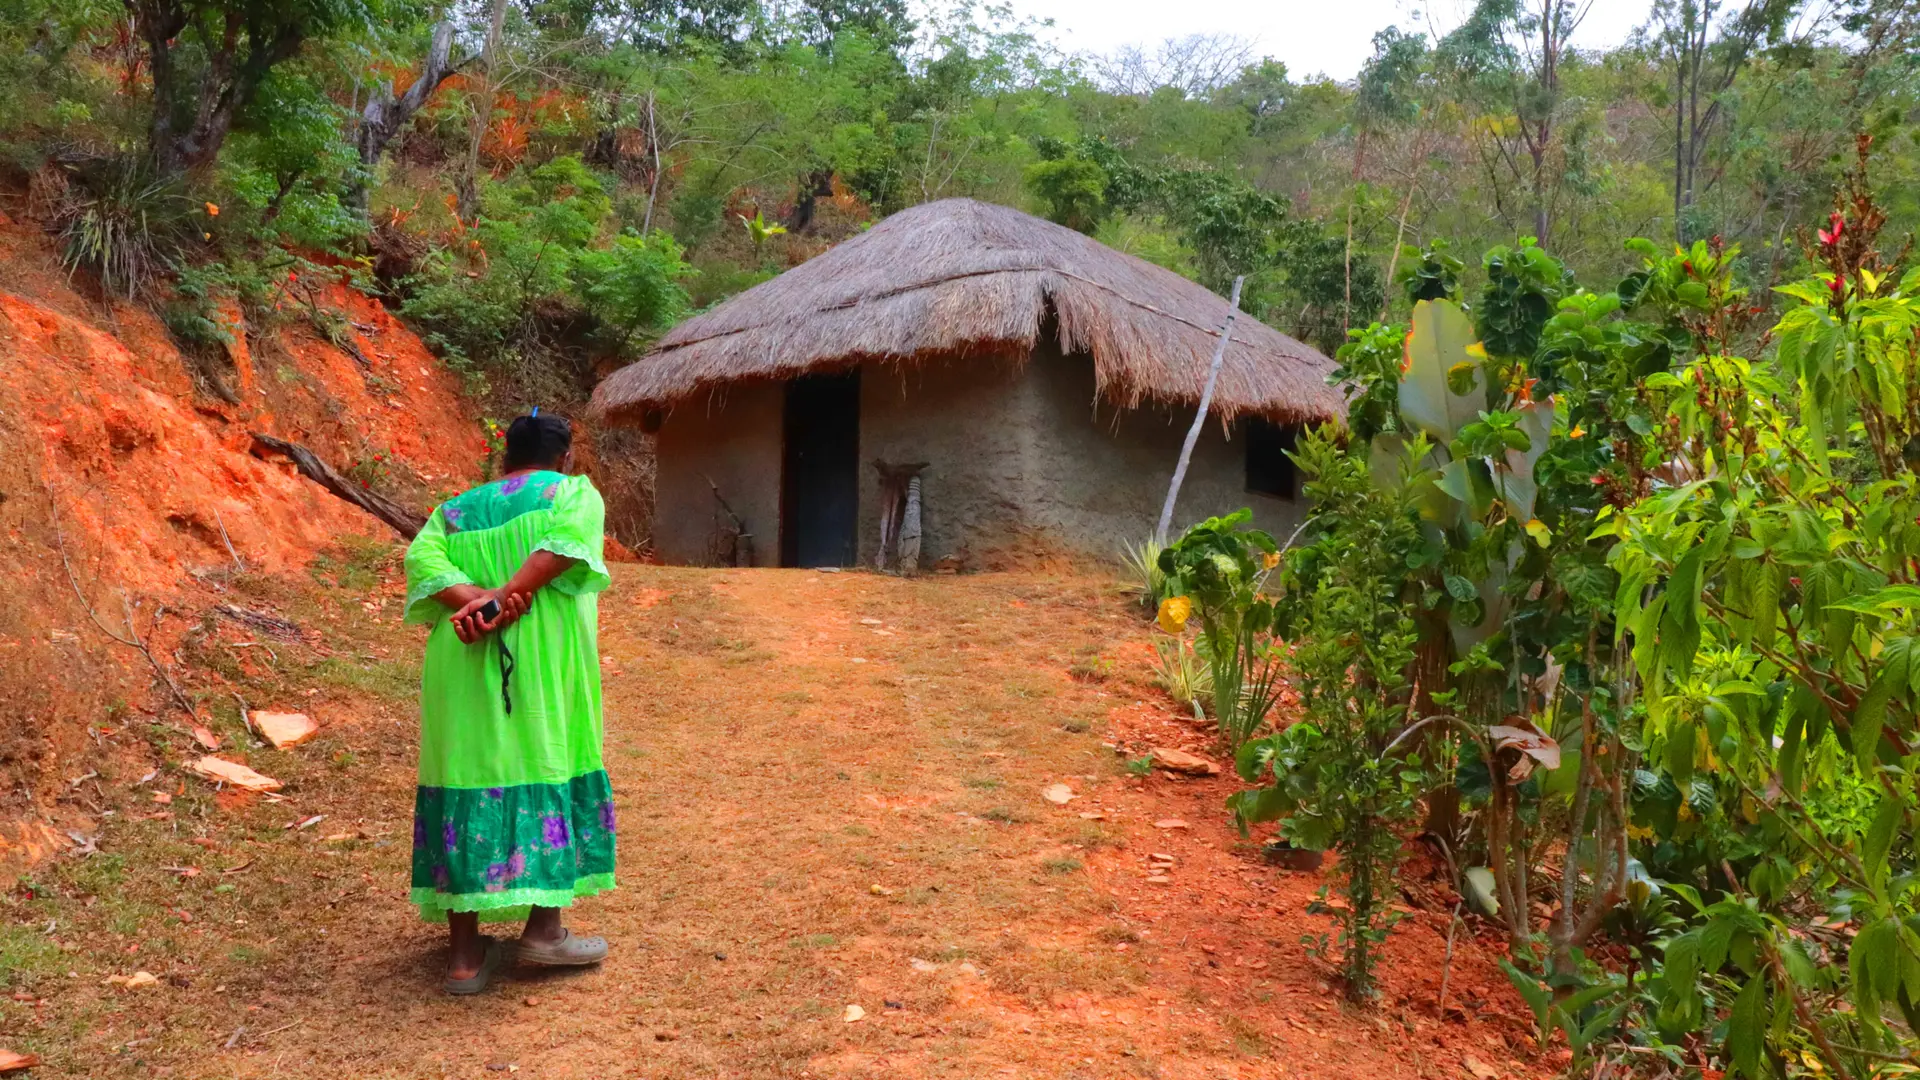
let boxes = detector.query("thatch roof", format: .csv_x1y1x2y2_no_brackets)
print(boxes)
590,197,1344,425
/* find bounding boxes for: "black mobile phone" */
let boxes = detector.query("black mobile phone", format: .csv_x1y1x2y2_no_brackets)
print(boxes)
476,598,502,623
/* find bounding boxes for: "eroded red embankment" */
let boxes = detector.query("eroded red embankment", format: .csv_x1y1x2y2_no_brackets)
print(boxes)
0,211,484,856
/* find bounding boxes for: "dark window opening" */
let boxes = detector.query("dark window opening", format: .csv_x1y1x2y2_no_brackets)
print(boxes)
1245,420,1300,500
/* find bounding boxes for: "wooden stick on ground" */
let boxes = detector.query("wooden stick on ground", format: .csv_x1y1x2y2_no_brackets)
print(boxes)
248,433,426,539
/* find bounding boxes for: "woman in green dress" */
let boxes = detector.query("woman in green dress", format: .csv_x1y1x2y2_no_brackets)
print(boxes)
402,413,616,993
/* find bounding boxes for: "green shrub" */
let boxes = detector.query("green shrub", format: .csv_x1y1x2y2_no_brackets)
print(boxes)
1228,428,1428,1002
402,155,690,373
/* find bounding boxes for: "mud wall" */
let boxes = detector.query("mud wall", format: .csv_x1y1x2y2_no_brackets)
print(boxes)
648,348,1306,568
652,383,783,566
857,347,1304,566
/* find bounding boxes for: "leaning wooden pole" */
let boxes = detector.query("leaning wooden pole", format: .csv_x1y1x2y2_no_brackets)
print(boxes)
1155,275,1245,545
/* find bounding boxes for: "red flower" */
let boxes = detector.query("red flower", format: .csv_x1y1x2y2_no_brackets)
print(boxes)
1818,212,1845,247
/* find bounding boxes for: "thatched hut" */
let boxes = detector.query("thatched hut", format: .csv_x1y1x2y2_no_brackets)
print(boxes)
590,197,1344,569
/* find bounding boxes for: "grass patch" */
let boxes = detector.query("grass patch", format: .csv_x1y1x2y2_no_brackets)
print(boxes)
1067,657,1113,682
1222,1013,1269,1056
1042,857,1083,874
0,923,64,987
305,655,416,697
307,534,394,592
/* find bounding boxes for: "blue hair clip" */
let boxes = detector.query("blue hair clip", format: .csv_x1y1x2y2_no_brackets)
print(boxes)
530,406,540,417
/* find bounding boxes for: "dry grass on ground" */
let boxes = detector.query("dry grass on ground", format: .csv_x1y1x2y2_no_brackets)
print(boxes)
0,555,1545,1079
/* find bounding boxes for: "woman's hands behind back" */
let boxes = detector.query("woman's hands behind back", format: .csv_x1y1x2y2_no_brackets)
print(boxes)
449,589,530,644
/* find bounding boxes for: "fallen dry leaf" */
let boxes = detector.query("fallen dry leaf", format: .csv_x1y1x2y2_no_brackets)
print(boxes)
843,1004,866,1023
105,971,159,990
1152,819,1190,830
191,725,221,751
1462,1054,1502,1080
1489,722,1561,782
0,1049,40,1073
187,757,281,793
1041,783,1075,805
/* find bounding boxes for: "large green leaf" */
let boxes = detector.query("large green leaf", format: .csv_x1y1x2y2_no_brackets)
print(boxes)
1727,975,1767,1079
1369,434,1456,525
1863,793,1904,885
1399,299,1485,443
1493,394,1555,521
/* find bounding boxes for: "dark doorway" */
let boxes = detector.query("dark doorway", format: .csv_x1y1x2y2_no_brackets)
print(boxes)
780,371,861,567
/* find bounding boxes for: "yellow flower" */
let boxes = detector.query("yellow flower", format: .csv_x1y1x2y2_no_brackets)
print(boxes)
1156,595,1192,635
1569,423,1586,439
204,202,219,216
1261,551,1280,570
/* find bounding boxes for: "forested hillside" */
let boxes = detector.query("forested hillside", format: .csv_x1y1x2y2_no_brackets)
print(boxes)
5,0,1916,424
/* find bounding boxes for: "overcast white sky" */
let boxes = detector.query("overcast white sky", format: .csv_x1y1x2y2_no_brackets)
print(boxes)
1013,0,1657,80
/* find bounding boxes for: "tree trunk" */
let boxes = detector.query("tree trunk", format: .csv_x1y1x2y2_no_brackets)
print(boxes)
353,21,461,213
130,0,304,179
785,169,834,233
642,90,662,235
248,433,426,538
457,0,512,220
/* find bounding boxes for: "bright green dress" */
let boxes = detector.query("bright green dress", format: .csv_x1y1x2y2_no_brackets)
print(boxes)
401,470,616,923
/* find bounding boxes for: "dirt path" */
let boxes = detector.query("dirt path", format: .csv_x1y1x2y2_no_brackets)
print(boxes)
2,566,1543,1079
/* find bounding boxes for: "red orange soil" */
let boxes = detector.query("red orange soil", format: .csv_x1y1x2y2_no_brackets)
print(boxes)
0,209,483,837
2,563,1549,1080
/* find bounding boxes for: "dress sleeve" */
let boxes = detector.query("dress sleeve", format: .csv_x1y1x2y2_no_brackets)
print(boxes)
403,509,472,625
536,475,611,595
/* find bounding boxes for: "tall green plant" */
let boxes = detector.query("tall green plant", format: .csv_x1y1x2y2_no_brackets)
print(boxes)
1232,427,1428,1001
1155,510,1287,748
1596,157,1920,1074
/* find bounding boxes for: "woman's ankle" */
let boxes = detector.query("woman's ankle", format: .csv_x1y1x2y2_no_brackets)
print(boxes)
521,906,565,943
